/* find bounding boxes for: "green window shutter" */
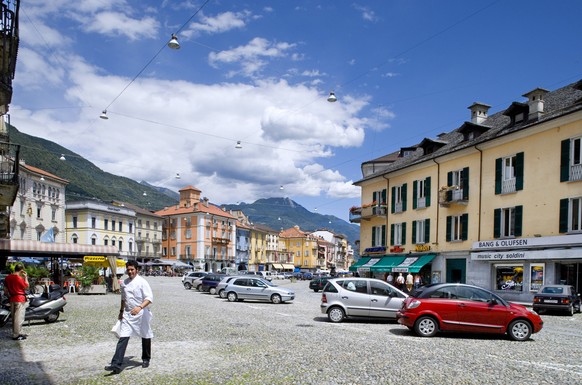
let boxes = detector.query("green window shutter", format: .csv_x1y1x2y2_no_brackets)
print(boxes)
402,183,408,212
514,205,523,237
424,219,430,243
560,139,570,182
461,214,469,240
447,171,453,201
495,158,502,194
371,227,376,247
381,225,386,246
446,216,452,242
559,198,569,233
462,167,470,200
390,224,395,246
425,177,431,207
412,181,418,210
493,208,501,238
402,222,406,245
516,152,524,191
373,191,378,204
391,186,396,214
382,189,387,205
412,221,417,244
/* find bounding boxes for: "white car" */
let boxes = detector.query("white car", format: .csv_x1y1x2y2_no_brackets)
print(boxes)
224,277,295,304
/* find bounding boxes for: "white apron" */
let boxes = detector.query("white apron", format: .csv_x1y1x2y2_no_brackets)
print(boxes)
119,275,154,339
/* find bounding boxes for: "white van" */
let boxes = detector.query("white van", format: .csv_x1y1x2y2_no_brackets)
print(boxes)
259,271,273,281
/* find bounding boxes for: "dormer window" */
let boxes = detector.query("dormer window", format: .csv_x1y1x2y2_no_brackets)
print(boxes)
418,138,447,155
503,102,529,127
458,121,490,142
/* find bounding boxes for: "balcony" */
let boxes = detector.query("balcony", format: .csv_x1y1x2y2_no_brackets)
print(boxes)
0,141,19,207
570,163,582,181
0,1,19,110
438,185,468,207
212,237,230,245
349,204,386,223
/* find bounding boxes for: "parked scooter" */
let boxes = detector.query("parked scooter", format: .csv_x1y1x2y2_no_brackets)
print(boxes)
0,284,67,327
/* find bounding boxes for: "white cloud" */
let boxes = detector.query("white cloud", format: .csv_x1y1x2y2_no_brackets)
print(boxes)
353,4,378,22
184,11,252,37
80,12,159,40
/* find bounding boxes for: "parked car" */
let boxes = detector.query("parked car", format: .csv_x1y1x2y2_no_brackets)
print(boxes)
216,276,244,299
302,272,313,280
309,276,332,292
397,283,544,341
243,271,273,282
224,277,295,304
320,278,408,323
183,271,208,290
533,285,581,315
182,271,207,284
200,274,227,294
283,272,294,280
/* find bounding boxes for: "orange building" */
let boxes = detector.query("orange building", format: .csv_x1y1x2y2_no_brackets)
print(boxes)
155,186,236,272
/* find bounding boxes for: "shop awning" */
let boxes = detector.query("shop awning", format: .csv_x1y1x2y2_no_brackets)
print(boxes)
272,263,283,269
282,264,294,270
369,256,407,272
392,254,436,273
0,240,120,257
349,256,387,272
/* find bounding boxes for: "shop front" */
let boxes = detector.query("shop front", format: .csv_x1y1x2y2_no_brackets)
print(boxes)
349,253,435,285
471,234,582,302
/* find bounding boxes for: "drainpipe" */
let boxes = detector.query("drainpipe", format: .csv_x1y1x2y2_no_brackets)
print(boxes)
474,145,483,241
382,174,390,253
432,158,440,246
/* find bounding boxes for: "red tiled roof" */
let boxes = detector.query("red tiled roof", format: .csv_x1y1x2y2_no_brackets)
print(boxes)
155,202,236,219
21,163,69,184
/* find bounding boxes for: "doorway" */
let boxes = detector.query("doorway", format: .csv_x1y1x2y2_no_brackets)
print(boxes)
446,258,466,283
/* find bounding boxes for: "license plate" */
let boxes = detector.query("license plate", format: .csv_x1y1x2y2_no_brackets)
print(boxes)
544,299,558,303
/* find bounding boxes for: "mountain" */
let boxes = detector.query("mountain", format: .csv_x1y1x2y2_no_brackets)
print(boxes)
221,198,360,245
9,126,360,244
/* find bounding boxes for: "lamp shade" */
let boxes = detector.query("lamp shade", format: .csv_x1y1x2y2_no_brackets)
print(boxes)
168,34,180,49
327,91,337,103
100,110,109,120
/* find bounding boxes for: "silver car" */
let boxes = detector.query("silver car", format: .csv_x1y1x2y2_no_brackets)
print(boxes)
320,277,408,323
224,277,295,304
216,276,244,298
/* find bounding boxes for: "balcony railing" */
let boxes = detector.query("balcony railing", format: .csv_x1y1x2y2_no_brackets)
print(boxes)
212,237,230,245
0,1,20,109
570,163,582,181
349,205,386,223
438,185,468,207
0,141,19,207
501,177,516,194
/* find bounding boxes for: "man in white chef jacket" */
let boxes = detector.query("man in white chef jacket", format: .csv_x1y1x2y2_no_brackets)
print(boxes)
105,260,153,374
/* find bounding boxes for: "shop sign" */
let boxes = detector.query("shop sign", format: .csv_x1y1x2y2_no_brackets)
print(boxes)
390,246,405,253
471,248,582,261
415,244,431,252
473,234,582,250
392,257,419,273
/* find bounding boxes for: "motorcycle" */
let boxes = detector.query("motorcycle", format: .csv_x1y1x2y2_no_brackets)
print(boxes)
0,284,67,327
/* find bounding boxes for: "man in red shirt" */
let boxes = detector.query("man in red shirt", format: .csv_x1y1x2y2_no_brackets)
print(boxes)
3,263,29,340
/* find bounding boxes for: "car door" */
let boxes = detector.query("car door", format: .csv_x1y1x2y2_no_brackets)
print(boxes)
339,279,370,318
368,280,405,319
422,286,463,331
245,278,269,301
455,286,509,333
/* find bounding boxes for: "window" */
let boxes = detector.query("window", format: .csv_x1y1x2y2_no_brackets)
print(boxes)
72,234,78,244
51,208,56,221
129,223,133,233
112,239,116,247
530,264,545,292
104,239,108,246
72,216,78,229
185,245,191,257
118,241,123,251
392,184,407,213
372,189,387,215
91,217,96,229
185,229,192,239
390,223,406,246
495,153,524,194
446,214,468,241
412,219,430,244
36,230,42,241
495,265,523,292
560,197,582,233
112,220,116,231
372,225,386,247
91,236,96,245
119,221,122,232
561,137,582,182
413,177,431,209
447,168,469,201
36,207,41,218
171,247,176,256
129,242,133,252
494,206,523,238
104,219,108,230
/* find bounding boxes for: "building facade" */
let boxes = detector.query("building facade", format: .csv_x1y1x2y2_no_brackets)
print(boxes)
116,202,163,261
352,80,582,302
10,162,68,242
279,226,320,273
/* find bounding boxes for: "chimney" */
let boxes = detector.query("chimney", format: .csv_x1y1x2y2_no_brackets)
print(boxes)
522,88,549,121
203,197,209,207
468,102,491,125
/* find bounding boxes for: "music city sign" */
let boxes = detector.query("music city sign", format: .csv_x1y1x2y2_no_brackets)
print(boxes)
470,234,582,261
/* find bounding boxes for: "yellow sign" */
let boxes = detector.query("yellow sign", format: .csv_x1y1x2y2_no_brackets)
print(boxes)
415,244,431,252
84,256,126,268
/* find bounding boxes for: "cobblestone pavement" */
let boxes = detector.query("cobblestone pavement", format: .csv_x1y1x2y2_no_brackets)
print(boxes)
1,276,582,385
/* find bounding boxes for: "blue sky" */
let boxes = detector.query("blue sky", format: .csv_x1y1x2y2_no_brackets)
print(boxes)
10,0,582,222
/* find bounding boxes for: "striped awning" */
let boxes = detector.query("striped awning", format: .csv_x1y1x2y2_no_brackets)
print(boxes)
0,240,120,257
282,264,294,270
272,263,283,269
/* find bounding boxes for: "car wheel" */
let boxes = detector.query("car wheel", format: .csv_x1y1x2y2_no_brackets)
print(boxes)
271,294,282,304
196,284,202,291
209,287,217,295
227,292,238,302
218,289,226,299
45,313,59,323
313,289,319,293
328,306,345,323
575,303,581,313
508,319,532,341
568,305,574,316
184,282,192,290
414,316,438,337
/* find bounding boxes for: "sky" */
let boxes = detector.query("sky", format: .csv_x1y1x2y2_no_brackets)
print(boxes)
9,0,582,222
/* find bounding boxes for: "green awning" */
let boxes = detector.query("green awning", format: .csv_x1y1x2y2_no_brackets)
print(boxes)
369,256,407,272
391,254,436,273
349,256,385,272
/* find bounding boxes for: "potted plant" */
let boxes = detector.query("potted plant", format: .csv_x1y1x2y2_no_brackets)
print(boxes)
77,265,106,294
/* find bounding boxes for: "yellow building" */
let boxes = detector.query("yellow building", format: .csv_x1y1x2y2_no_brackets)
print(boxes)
352,80,582,302
248,223,279,272
279,226,320,272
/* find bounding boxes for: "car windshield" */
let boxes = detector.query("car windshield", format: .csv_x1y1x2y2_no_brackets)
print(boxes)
541,286,564,294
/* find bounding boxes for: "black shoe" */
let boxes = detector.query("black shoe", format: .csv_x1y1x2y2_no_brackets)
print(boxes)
12,335,26,341
104,365,121,374
142,360,150,368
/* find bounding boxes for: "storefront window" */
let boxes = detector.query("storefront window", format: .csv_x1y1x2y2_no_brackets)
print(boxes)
530,264,545,292
495,265,523,291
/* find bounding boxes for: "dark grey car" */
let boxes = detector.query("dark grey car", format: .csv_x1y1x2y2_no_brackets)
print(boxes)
533,285,581,315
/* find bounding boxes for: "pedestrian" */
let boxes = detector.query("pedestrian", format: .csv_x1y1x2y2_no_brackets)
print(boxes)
105,260,153,374
414,274,422,289
396,273,405,290
3,263,29,340
386,272,394,285
406,272,414,292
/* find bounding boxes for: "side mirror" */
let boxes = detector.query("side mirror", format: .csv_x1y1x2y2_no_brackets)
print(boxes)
489,298,498,305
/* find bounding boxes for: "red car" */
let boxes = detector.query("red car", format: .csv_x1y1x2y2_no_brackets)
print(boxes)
397,283,543,341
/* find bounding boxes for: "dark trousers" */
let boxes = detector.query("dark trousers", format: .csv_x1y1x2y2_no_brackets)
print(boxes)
111,337,151,368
